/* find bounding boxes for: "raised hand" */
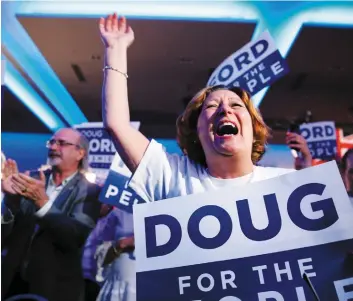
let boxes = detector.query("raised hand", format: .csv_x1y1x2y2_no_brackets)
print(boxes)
286,132,312,168
286,132,311,158
99,13,134,49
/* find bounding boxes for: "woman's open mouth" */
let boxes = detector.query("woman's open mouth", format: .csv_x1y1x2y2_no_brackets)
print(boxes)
215,122,239,138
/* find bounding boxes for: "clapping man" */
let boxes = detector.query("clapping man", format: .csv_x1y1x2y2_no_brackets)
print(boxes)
1,128,101,301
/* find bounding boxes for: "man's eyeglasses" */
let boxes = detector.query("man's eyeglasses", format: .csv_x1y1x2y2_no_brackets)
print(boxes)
46,139,80,148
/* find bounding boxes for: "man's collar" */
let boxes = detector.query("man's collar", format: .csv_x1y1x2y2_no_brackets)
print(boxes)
48,171,79,187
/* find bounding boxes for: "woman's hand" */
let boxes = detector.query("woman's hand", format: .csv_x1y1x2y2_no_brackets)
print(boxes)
99,13,134,50
116,236,135,252
102,236,135,266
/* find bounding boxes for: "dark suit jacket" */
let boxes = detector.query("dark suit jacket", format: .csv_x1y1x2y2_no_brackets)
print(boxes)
1,171,101,301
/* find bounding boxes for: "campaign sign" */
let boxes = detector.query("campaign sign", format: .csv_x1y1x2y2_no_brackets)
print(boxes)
74,122,140,183
134,161,353,301
207,31,289,96
99,153,145,212
300,121,337,161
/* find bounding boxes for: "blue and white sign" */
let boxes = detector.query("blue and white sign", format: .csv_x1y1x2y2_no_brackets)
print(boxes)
207,31,289,95
300,121,337,161
74,122,140,184
134,162,353,301
99,152,145,211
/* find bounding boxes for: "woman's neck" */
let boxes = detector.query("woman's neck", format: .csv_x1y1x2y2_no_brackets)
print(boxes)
206,155,254,179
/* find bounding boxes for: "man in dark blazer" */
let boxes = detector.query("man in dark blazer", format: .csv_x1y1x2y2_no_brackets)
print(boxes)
1,128,101,301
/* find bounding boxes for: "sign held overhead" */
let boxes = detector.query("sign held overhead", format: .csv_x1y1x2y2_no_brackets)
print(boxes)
207,31,289,96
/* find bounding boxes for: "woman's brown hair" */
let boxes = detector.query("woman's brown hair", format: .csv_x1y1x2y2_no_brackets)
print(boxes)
176,85,270,167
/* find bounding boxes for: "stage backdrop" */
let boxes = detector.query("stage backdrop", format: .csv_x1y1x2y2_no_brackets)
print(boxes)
1,132,295,172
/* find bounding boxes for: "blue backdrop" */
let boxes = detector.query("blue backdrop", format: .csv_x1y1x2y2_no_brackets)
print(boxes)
1,132,182,172
1,132,294,171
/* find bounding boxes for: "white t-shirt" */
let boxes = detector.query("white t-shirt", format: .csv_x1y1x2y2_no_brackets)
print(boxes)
129,140,295,202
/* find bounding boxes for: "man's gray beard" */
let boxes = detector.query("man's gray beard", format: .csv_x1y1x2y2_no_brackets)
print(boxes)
47,157,61,167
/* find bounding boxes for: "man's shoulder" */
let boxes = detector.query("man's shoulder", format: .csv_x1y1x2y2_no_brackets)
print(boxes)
76,173,101,195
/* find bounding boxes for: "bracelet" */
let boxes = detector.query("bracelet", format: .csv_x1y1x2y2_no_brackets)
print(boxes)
103,66,128,78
